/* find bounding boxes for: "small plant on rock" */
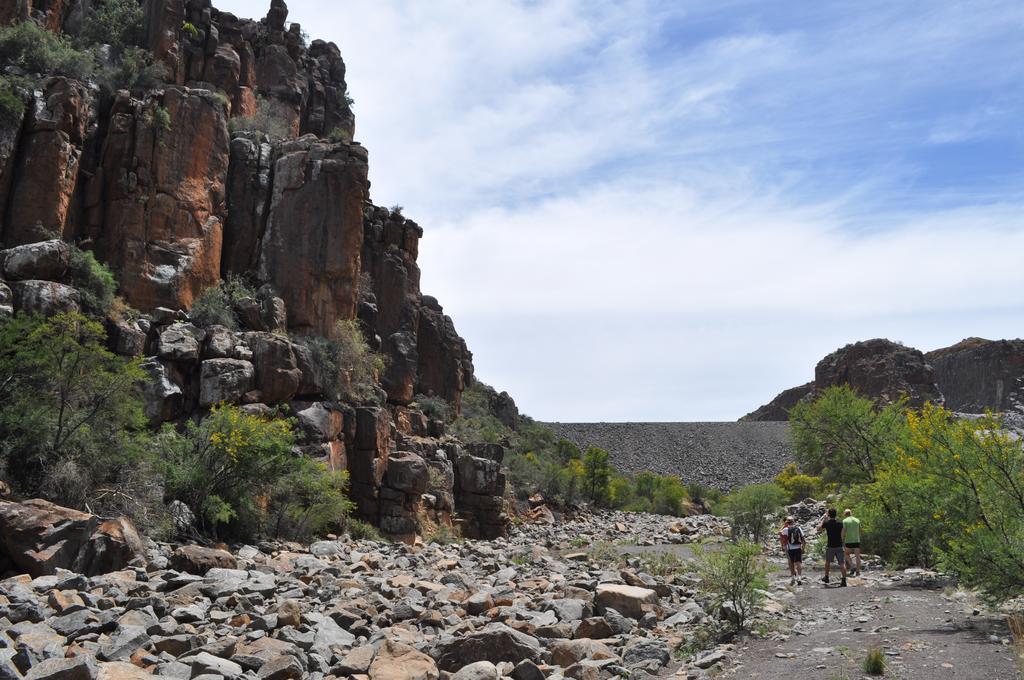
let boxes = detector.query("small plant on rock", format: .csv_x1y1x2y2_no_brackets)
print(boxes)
67,245,117,315
229,96,290,139
413,393,452,422
345,518,383,542
424,523,462,545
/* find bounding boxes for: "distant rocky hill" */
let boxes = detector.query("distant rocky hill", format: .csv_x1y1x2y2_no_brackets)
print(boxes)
743,337,1024,421
544,422,793,490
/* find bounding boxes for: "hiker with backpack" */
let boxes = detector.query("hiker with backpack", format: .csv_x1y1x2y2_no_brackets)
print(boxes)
818,508,848,587
780,516,805,585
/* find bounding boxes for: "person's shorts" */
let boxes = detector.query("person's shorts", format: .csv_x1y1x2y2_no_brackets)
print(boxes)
826,547,845,566
845,542,860,549
787,548,803,563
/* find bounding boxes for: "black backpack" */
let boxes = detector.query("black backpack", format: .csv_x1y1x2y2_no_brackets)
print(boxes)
789,526,803,546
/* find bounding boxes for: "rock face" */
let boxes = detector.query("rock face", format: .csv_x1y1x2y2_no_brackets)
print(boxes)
0,499,143,577
743,339,943,421
0,0,490,538
361,207,475,413
927,338,1024,415
746,337,1024,422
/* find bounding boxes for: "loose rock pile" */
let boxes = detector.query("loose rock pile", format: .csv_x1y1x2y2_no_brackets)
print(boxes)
0,510,736,680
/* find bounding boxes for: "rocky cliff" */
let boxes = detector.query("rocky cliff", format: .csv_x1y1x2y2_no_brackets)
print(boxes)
0,0,500,538
745,336,1024,422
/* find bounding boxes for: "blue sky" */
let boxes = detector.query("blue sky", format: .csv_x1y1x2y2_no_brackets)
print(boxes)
220,0,1024,421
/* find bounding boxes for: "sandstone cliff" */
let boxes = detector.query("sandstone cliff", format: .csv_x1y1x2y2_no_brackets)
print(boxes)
0,0,500,538
745,336,1024,422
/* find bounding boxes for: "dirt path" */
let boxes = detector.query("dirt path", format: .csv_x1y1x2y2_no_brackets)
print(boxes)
721,560,1019,679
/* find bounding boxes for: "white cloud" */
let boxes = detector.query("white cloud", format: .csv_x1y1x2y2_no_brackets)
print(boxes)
214,0,1024,420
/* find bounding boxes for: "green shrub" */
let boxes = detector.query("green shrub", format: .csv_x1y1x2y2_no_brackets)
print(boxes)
327,126,350,143
345,518,383,541
0,20,94,80
180,22,200,39
0,76,26,127
265,458,354,541
100,46,165,93
0,313,150,517
587,540,621,566
228,97,290,139
774,463,828,502
66,245,117,315
695,541,768,631
412,393,452,422
332,319,385,402
189,283,237,329
81,0,143,54
146,105,171,132
721,483,787,543
156,404,300,538
861,648,886,675
210,91,230,109
424,523,462,545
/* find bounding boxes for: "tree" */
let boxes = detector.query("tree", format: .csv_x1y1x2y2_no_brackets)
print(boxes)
157,405,297,536
722,483,787,543
695,541,768,631
0,313,146,511
582,446,612,504
790,385,908,484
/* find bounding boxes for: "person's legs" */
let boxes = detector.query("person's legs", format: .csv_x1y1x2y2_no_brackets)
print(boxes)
855,547,862,574
839,550,848,585
794,550,803,579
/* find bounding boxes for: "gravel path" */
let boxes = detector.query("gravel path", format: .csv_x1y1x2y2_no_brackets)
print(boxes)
722,560,1019,679
543,422,793,489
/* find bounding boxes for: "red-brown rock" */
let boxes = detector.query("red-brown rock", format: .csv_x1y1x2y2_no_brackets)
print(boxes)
241,332,301,404
171,545,237,575
0,499,144,577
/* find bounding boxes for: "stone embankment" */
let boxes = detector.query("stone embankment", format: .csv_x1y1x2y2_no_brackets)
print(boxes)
544,422,793,490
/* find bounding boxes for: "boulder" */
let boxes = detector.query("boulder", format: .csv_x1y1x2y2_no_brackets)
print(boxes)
450,661,498,680
1,240,70,281
0,499,143,577
157,326,201,362
293,402,344,443
242,332,301,404
431,624,543,672
594,584,658,619
368,640,438,680
139,358,184,424
927,338,1024,415
171,545,237,575
23,655,98,680
385,451,428,495
10,280,80,316
0,281,12,317
199,358,255,406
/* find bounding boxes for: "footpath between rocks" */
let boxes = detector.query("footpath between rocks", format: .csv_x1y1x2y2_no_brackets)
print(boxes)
0,506,1017,680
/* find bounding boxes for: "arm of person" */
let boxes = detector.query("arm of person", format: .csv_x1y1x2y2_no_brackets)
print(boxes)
817,515,827,532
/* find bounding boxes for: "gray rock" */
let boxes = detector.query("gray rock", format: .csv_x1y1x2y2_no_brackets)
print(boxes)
98,625,149,661
23,656,97,680
2,240,70,281
432,624,542,672
255,655,303,680
158,327,201,363
188,652,243,679
199,358,255,406
451,661,499,680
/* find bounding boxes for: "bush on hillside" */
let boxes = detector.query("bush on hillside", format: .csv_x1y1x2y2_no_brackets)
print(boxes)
100,46,166,93
774,463,828,502
264,458,354,541
80,0,144,55
0,20,95,80
67,246,117,315
412,393,452,422
229,97,291,139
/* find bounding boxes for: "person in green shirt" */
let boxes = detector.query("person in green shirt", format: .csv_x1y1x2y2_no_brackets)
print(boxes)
843,508,862,576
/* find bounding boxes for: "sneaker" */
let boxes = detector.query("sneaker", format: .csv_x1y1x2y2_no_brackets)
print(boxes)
821,575,830,584
790,577,796,586
840,578,847,587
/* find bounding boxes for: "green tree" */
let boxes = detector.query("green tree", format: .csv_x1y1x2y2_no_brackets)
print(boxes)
582,446,612,504
80,0,144,54
0,313,147,513
790,385,909,484
722,483,787,543
773,462,828,502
